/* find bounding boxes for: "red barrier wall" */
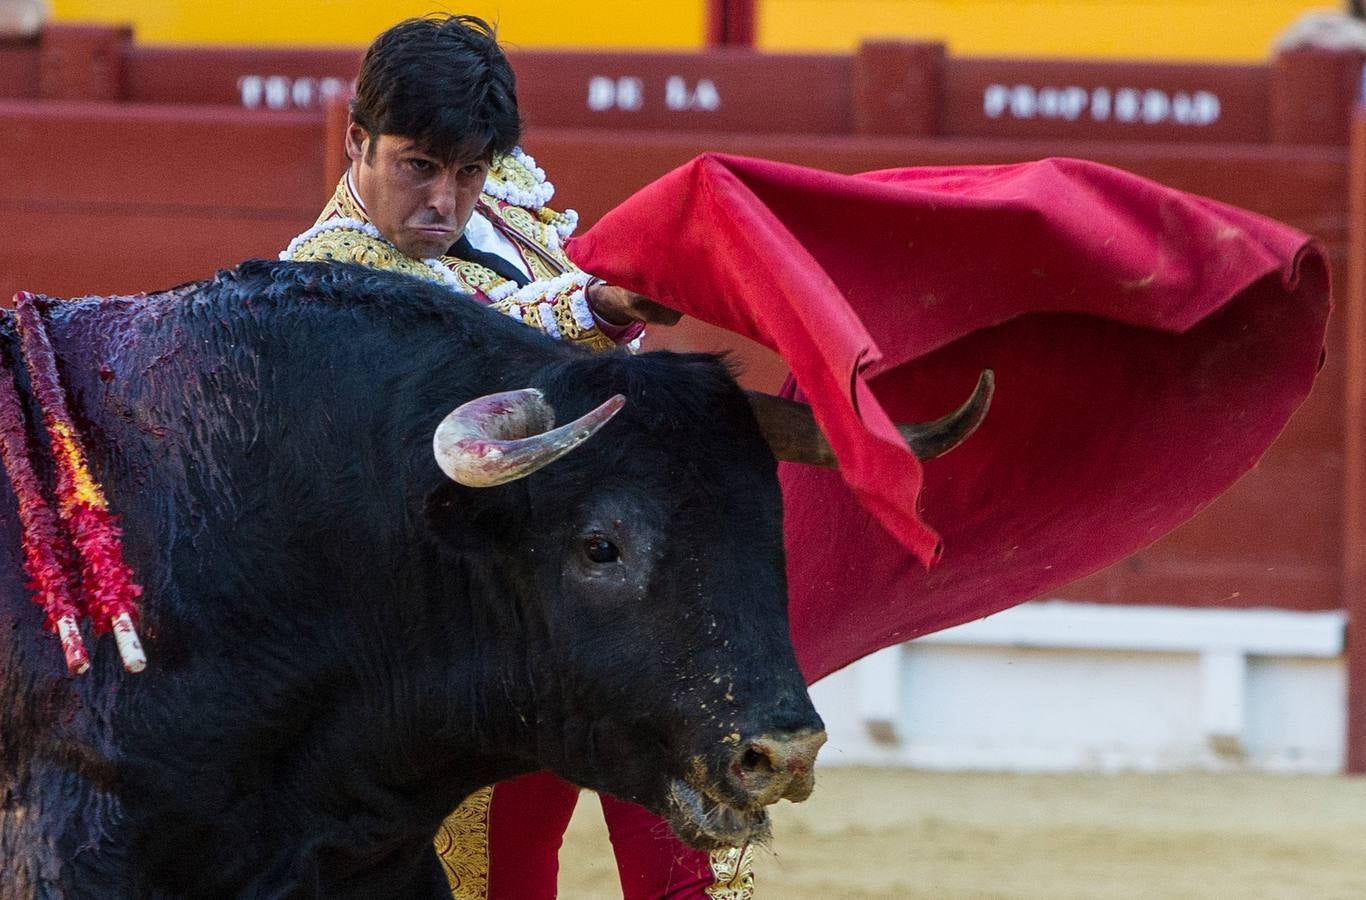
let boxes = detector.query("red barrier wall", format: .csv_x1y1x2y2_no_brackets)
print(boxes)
1346,110,1366,772
0,100,327,300
2,26,1360,144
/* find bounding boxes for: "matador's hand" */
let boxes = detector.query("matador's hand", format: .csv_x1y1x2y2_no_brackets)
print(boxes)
586,280,683,326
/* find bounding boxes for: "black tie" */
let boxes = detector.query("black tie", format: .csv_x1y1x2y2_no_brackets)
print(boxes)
447,235,532,288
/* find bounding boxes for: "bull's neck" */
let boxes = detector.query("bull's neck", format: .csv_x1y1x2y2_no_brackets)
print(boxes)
100,553,543,894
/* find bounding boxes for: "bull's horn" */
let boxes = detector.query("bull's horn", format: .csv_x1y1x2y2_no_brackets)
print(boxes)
746,369,994,467
433,388,626,487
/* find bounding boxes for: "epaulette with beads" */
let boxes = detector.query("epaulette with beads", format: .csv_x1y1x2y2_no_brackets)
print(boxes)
483,147,580,250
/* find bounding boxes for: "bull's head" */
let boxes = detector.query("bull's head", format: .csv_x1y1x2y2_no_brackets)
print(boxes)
427,357,989,849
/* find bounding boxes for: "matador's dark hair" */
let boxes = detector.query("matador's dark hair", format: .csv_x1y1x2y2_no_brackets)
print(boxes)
351,14,523,163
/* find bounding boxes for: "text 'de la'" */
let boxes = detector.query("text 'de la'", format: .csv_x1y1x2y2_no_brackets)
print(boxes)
586,76,721,113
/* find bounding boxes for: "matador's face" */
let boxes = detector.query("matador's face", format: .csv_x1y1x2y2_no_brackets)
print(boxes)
346,124,490,260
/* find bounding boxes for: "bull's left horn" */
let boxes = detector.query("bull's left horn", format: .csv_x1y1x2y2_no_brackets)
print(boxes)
746,369,994,467
433,388,626,487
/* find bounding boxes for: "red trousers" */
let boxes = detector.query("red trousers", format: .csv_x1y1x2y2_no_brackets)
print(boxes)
486,771,718,899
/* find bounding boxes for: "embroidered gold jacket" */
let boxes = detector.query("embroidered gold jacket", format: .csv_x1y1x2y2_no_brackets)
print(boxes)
281,148,616,353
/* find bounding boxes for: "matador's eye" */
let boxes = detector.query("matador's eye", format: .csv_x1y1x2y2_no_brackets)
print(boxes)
583,535,620,564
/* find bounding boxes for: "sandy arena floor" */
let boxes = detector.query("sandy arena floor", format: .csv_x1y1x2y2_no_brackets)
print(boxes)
559,768,1366,899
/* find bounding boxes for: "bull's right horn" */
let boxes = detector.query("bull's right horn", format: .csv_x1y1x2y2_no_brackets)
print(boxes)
433,388,626,487
746,369,994,467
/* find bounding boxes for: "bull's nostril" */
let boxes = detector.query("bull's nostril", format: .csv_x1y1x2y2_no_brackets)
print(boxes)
729,730,825,805
740,745,775,775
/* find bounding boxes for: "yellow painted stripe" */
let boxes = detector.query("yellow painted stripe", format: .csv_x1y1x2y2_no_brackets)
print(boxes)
51,0,707,48
758,0,1332,61
51,1,1340,62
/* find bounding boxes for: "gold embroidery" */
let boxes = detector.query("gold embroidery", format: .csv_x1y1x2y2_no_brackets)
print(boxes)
537,204,577,237
441,257,508,296
705,844,756,900
315,177,366,225
292,175,614,349
497,205,538,237
486,202,574,280
288,230,446,286
435,786,493,900
551,301,615,351
484,151,545,205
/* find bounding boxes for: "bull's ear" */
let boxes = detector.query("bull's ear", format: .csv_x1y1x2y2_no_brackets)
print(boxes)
423,480,530,555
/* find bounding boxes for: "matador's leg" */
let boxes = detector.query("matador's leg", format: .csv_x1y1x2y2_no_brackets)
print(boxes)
437,771,581,900
599,792,755,900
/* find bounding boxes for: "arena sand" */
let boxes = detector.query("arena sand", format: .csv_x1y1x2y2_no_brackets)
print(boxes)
560,768,1366,898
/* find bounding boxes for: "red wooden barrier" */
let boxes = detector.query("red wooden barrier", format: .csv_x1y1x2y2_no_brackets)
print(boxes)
125,45,360,109
38,23,129,101
0,100,326,300
943,58,1270,143
0,36,38,98
2,26,1360,147
1346,109,1366,772
1274,48,1366,145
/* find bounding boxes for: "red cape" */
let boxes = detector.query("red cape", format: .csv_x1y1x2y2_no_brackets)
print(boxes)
568,154,1330,681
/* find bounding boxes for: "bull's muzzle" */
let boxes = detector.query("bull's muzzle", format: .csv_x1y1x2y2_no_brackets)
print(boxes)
664,725,828,849
727,728,827,807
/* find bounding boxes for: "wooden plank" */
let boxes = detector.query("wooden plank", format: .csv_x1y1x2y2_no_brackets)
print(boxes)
124,44,855,134
1344,111,1366,773
0,100,328,302
853,42,943,137
0,206,307,301
1271,48,1366,146
0,39,38,99
510,50,852,132
38,23,130,102
944,58,1272,143
524,127,1348,227
106,40,1366,147
708,0,756,47
30,36,1366,147
0,100,328,212
124,45,361,109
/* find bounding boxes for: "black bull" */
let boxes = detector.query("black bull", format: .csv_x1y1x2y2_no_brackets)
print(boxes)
0,261,831,898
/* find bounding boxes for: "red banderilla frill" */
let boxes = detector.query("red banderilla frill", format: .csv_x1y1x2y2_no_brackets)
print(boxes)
0,348,89,673
0,292,146,673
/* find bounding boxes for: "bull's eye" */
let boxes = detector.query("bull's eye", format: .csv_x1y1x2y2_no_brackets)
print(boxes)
583,535,620,564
